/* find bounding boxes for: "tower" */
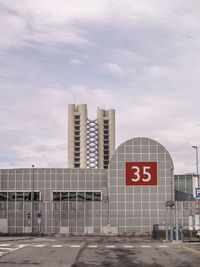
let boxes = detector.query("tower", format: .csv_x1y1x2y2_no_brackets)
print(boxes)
68,104,115,169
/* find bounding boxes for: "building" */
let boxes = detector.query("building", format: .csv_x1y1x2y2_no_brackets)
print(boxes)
68,104,115,169
1,137,198,235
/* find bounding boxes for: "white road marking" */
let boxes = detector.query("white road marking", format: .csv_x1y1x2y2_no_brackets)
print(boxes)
141,246,151,248
52,245,63,248
88,245,98,248
123,245,133,248
0,244,11,247
0,247,14,251
34,245,45,247
159,245,168,248
70,245,81,248
106,245,116,248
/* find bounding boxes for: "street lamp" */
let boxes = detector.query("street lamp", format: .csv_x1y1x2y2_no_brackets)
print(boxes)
192,146,199,187
32,165,35,233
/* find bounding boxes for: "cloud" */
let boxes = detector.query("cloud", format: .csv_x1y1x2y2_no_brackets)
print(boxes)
69,58,83,65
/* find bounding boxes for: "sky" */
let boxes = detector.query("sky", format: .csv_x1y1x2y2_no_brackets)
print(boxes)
0,0,200,173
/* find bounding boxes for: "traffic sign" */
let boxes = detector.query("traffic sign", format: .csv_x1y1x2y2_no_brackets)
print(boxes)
195,188,200,199
37,212,41,218
27,212,31,219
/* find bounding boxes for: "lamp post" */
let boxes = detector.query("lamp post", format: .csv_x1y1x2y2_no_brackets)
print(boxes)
192,146,199,187
32,165,34,233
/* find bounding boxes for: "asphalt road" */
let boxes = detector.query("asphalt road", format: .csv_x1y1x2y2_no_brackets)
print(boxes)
0,236,199,267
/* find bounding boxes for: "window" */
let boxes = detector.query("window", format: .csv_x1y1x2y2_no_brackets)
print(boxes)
34,192,40,201
104,120,108,124
104,156,109,160
75,121,80,125
24,192,31,201
53,192,60,201
104,140,109,145
77,192,85,201
0,192,7,201
69,192,76,201
75,126,80,130
104,125,109,129
104,161,109,165
8,192,15,201
75,147,80,152
75,142,80,146
104,151,109,155
75,137,80,141
61,192,68,201
75,131,80,136
104,135,109,140
75,115,80,120
53,192,101,202
74,153,80,157
104,146,109,150
104,130,109,135
74,158,80,162
86,192,93,201
74,164,80,168
104,165,108,169
16,192,23,201
94,192,101,201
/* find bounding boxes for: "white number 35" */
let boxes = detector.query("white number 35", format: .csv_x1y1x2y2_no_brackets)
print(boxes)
131,166,151,182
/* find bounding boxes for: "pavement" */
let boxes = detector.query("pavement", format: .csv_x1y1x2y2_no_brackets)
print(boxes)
0,236,199,266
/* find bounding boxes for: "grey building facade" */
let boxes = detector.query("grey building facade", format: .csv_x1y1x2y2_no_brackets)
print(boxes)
0,137,198,234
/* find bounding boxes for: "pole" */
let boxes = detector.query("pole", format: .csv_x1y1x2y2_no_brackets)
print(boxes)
32,165,34,233
175,202,179,241
165,207,168,241
170,207,173,241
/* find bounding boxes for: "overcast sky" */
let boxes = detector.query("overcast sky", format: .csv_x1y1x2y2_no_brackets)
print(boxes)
0,0,200,173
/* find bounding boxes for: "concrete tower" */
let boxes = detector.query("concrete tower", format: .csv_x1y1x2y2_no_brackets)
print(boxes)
68,104,115,169
68,104,87,168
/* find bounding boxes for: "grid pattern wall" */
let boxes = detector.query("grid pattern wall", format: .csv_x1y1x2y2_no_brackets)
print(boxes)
108,137,174,234
174,175,195,195
0,168,108,234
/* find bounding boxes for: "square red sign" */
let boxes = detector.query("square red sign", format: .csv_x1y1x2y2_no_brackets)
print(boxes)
126,162,157,186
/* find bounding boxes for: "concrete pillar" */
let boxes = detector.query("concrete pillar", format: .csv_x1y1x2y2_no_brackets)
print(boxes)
68,104,75,168
78,104,87,168
108,109,115,160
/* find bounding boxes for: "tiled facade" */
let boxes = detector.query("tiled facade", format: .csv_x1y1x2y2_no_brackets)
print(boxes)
0,138,197,234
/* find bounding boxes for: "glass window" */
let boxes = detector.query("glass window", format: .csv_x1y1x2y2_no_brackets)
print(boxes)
104,140,109,144
74,164,80,168
75,147,80,152
75,158,80,162
75,142,80,146
53,192,60,201
24,192,31,201
61,192,68,201
34,192,40,201
74,153,80,157
75,137,80,141
78,192,85,201
69,192,76,201
8,192,15,201
104,156,109,160
0,192,7,201
75,121,80,125
16,192,23,201
104,125,109,129
104,135,109,140
104,130,109,135
104,146,109,150
94,192,101,201
104,120,108,124
75,126,80,130
86,192,93,201
75,115,80,119
104,151,109,155
75,132,80,136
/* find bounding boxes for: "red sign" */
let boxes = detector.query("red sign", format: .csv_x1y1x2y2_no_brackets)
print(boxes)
126,162,157,186
27,213,31,219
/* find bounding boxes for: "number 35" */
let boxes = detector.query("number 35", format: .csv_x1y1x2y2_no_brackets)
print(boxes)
131,166,151,182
